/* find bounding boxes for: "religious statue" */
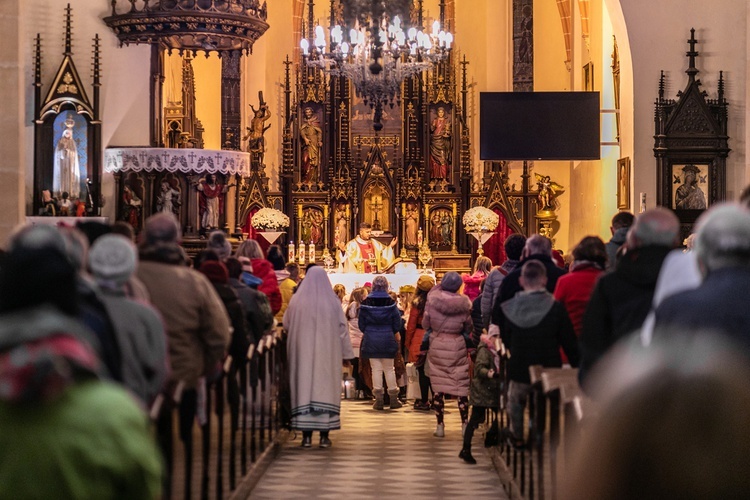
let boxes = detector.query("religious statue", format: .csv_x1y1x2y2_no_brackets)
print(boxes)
430,210,443,244
429,107,452,179
674,164,707,210
196,174,227,232
534,173,565,213
156,180,181,216
404,203,419,247
244,92,271,160
53,113,81,200
334,203,349,246
121,185,142,231
300,106,323,183
337,222,397,273
301,208,323,245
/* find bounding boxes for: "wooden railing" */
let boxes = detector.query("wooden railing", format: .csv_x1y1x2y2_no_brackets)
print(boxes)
151,329,289,500
494,360,596,500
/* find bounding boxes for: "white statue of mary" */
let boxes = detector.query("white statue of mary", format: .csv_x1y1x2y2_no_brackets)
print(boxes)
53,114,81,200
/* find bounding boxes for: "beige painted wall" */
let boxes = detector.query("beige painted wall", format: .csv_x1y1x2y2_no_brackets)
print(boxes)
3,0,749,248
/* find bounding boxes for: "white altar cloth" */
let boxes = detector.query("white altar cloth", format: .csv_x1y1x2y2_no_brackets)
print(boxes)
324,270,431,293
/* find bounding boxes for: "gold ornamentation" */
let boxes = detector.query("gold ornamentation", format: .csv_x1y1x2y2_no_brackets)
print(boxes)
56,72,78,94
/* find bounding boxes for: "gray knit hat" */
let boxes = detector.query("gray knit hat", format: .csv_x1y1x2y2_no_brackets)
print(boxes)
207,230,232,261
440,271,463,293
371,275,390,292
89,234,137,286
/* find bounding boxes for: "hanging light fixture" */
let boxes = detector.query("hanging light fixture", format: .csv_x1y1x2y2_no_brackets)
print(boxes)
300,1,454,131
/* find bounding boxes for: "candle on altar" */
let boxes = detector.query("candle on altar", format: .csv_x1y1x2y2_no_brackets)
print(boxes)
417,228,423,247
308,241,315,263
298,240,306,266
288,241,295,263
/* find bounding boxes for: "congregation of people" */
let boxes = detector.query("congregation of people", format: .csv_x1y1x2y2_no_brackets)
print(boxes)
3,193,750,496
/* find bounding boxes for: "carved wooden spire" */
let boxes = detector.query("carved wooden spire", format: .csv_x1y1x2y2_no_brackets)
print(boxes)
64,3,73,56
686,28,699,81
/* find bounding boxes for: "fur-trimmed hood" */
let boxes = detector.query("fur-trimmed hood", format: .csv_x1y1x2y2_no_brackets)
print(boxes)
427,288,472,316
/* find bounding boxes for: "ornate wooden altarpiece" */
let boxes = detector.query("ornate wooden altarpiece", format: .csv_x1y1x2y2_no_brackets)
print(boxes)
95,0,549,263
240,0,541,269
654,29,729,241
32,5,102,217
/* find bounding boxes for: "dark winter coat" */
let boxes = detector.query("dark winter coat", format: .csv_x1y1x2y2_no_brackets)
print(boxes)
493,253,567,318
654,267,750,357
229,278,274,343
423,287,473,396
471,294,484,347
579,245,671,385
359,291,402,359
481,260,518,328
497,290,579,384
469,341,501,408
605,227,629,271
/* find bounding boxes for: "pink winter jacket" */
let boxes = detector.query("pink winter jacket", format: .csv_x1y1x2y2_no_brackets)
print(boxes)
423,288,473,396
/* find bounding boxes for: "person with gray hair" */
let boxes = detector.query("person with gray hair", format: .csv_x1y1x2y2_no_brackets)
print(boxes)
654,204,750,355
492,234,567,324
579,207,680,388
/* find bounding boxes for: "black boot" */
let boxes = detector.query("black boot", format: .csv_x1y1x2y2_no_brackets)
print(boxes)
459,448,477,464
301,432,312,448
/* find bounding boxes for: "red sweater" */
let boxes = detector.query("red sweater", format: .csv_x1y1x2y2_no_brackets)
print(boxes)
553,264,603,337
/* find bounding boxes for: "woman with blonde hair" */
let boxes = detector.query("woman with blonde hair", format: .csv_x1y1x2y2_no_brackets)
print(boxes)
462,256,493,302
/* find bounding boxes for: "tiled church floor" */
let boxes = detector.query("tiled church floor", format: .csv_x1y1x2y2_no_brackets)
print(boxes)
251,398,508,499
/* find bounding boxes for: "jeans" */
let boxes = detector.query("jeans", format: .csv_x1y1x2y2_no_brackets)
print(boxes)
509,381,531,440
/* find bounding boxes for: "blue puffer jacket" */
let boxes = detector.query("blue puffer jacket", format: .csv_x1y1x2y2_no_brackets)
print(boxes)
359,291,402,359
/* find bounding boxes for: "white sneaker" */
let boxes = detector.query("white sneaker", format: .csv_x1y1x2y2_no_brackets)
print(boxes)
433,423,445,438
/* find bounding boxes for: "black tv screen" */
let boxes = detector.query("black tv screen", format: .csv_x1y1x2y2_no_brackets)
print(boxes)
480,91,601,160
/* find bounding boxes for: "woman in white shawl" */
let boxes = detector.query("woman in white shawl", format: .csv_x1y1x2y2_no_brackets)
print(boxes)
284,266,354,448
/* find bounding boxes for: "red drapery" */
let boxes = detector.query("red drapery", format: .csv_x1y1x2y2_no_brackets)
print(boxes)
472,208,516,267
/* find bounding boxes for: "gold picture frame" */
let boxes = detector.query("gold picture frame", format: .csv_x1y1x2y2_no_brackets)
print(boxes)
583,62,595,91
617,157,630,209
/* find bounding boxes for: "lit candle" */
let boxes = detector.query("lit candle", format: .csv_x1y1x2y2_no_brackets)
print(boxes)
308,241,315,263
298,240,306,266
288,241,295,263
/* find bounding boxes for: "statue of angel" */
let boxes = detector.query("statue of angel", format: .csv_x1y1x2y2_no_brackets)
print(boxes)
535,173,565,212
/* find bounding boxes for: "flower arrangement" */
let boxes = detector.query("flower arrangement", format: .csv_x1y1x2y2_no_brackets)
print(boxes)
251,207,290,231
462,206,499,233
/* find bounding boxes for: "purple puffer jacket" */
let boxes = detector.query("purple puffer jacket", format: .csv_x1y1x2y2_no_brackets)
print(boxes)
423,287,472,396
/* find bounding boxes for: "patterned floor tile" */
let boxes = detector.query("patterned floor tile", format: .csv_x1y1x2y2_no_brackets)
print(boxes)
250,399,509,499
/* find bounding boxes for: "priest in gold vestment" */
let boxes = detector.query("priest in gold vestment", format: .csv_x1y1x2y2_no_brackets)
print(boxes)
338,222,397,273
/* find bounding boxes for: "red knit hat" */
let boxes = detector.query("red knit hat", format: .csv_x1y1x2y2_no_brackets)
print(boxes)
200,261,229,284
551,250,565,268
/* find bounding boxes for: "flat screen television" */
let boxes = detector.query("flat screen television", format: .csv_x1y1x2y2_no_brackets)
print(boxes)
480,91,601,160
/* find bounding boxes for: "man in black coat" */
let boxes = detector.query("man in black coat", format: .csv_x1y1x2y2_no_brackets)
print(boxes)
491,234,566,330
578,207,680,388
654,204,750,356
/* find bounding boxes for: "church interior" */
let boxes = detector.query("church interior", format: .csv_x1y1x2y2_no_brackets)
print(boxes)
3,0,748,258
